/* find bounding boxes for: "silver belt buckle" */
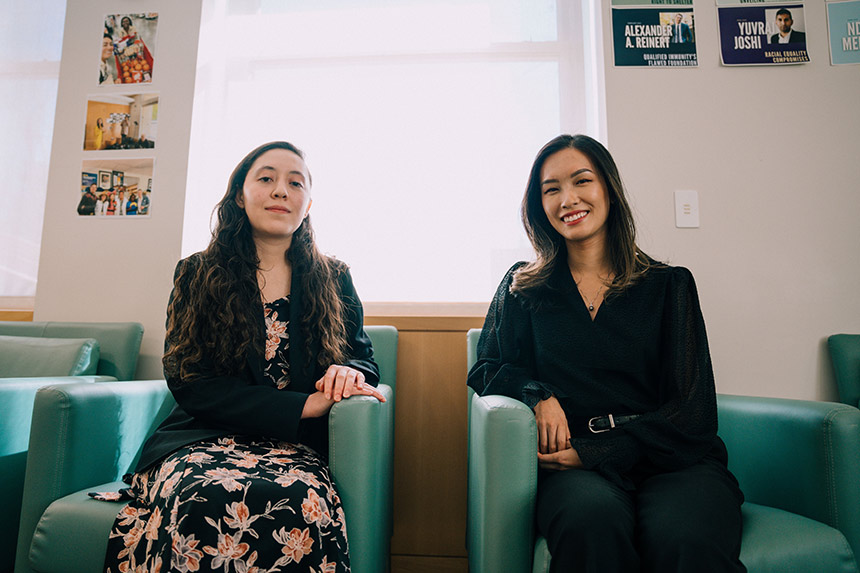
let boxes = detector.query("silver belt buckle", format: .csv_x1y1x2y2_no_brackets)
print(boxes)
588,413,615,434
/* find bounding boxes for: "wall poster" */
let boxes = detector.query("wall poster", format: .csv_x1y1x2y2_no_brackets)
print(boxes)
827,0,860,65
611,0,698,67
717,3,810,65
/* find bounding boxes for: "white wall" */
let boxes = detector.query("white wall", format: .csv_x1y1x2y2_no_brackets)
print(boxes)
35,0,202,379
601,1,860,400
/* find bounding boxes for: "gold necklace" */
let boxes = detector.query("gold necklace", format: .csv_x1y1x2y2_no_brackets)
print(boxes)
572,272,611,312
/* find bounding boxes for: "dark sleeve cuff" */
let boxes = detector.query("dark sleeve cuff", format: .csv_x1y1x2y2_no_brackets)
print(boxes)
522,382,552,409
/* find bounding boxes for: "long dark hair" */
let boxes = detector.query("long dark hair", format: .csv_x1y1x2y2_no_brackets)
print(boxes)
512,134,653,297
164,141,348,381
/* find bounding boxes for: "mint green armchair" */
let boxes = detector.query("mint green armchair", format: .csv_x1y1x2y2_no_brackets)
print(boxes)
466,329,860,573
829,334,860,408
0,321,144,382
13,325,396,573
0,321,143,573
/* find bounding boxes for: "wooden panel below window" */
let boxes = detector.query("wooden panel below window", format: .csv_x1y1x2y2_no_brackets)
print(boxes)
0,309,34,321
365,315,483,562
391,555,469,573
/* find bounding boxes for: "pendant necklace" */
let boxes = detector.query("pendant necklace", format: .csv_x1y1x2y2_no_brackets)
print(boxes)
572,273,609,312
583,284,602,312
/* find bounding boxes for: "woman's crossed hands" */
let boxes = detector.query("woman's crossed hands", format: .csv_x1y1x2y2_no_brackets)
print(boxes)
534,395,583,470
302,365,386,419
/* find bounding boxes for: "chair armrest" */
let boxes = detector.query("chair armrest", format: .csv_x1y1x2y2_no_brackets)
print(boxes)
15,380,172,573
828,334,860,407
328,384,394,573
718,394,860,559
0,377,108,455
467,393,537,573
1,376,115,573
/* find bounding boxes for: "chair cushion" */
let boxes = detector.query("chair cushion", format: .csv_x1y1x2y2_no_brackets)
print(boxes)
0,335,99,377
29,482,127,573
739,502,857,572
526,504,857,573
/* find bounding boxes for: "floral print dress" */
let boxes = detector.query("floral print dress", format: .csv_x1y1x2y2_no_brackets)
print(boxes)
95,296,350,573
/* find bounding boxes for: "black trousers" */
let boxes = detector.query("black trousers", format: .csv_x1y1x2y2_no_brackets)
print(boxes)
536,454,745,573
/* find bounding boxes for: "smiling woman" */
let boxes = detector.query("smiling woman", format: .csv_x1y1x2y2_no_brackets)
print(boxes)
468,134,745,572
539,147,611,250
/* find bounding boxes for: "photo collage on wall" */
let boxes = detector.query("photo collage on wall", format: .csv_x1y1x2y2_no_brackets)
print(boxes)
611,0,860,67
78,12,159,218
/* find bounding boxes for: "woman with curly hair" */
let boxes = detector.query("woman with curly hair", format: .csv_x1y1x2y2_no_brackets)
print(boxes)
97,141,385,572
468,134,744,572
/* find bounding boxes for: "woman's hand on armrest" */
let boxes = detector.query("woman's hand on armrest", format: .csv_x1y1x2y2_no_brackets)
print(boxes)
314,364,387,403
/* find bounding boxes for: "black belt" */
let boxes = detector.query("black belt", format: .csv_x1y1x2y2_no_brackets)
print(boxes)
587,413,641,434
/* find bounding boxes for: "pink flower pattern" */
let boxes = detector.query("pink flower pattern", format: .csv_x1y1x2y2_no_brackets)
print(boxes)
101,438,348,572
98,297,348,571
263,298,291,389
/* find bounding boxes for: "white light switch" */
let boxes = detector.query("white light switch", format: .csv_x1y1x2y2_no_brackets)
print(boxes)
674,190,699,228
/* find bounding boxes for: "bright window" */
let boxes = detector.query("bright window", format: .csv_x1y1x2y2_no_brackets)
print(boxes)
0,0,66,302
184,0,604,303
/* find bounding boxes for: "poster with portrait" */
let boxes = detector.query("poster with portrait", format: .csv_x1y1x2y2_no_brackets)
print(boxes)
78,158,154,217
611,6,698,67
828,0,860,65
99,170,112,190
98,13,159,86
612,0,691,4
83,93,158,150
718,4,810,65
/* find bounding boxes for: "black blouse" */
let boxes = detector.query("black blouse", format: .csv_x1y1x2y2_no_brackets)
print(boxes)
467,261,722,488
135,254,379,472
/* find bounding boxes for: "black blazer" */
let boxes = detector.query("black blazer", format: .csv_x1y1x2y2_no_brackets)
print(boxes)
135,254,379,472
770,30,806,44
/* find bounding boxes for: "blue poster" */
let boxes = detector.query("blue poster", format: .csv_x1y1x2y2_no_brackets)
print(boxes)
828,0,860,65
612,7,698,67
81,172,98,190
718,4,810,65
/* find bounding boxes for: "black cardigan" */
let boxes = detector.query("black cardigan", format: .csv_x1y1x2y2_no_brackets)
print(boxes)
467,261,723,489
135,254,379,472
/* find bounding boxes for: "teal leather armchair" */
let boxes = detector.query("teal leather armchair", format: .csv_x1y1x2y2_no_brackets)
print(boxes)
829,334,860,408
13,325,396,573
466,329,860,573
0,321,144,382
0,321,143,573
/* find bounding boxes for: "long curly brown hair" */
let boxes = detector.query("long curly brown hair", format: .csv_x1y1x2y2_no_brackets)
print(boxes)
512,134,654,298
163,141,348,381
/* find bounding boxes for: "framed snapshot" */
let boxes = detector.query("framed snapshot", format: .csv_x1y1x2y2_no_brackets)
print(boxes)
99,170,112,189
100,13,159,86
82,158,154,218
83,93,159,150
